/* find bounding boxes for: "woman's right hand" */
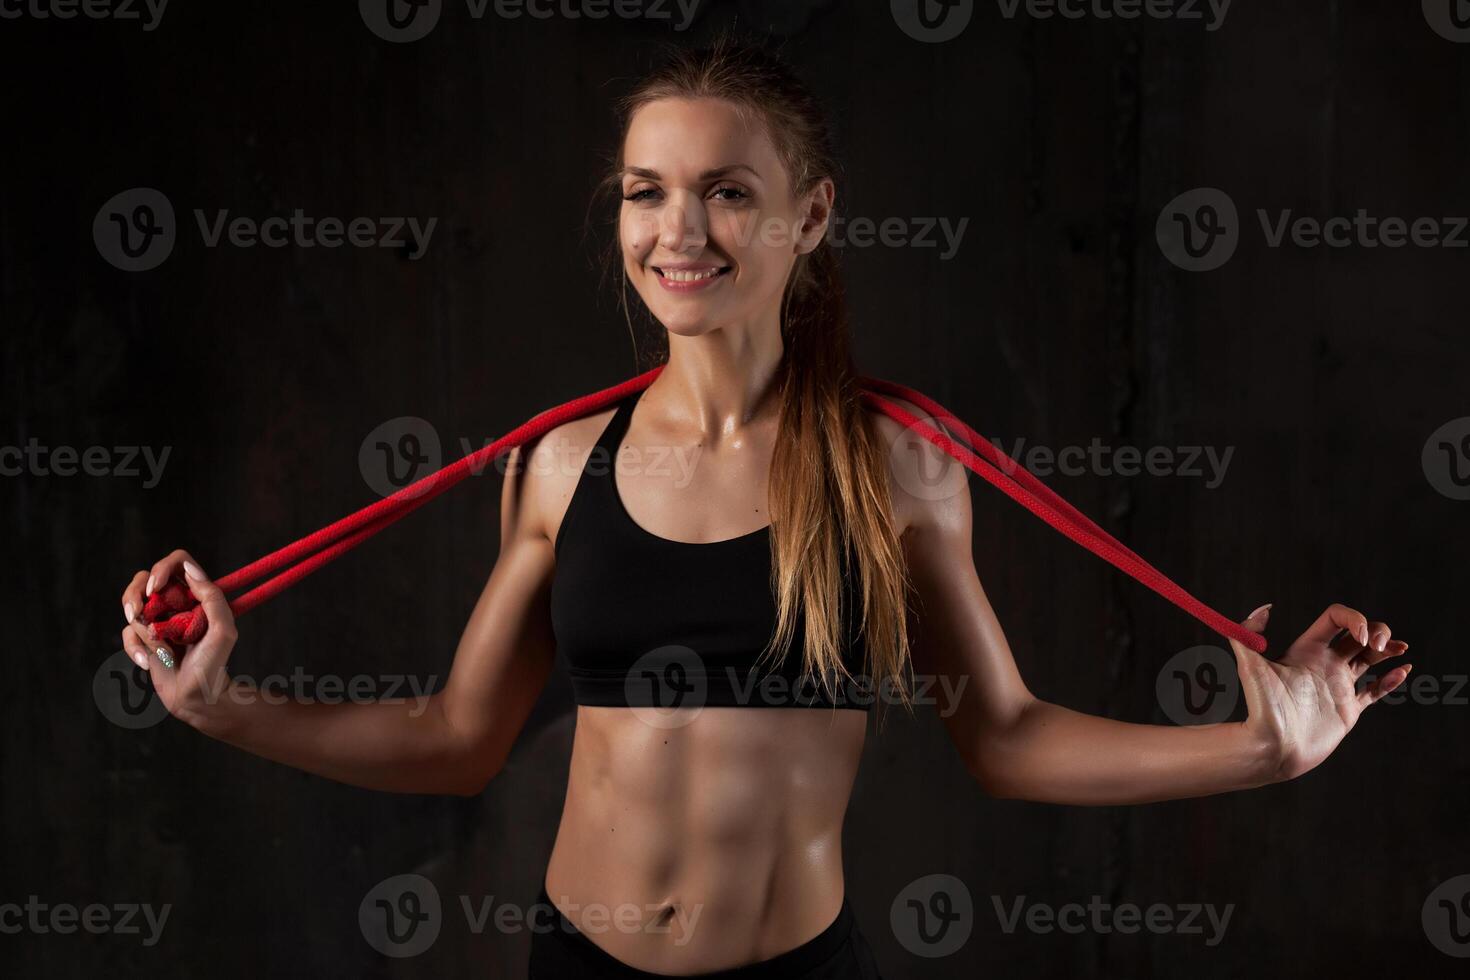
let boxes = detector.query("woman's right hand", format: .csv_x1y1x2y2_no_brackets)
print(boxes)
120,549,239,729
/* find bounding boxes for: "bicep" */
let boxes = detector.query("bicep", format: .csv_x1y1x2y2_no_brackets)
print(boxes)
438,445,558,780
891,415,1034,772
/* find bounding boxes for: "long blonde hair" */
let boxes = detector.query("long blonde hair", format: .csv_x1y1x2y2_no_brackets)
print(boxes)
590,34,916,724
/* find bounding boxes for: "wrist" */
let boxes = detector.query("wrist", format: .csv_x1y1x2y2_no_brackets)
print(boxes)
1237,721,1286,788
181,674,247,739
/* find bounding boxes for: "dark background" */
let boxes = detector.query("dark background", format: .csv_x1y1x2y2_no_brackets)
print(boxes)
3,1,1466,977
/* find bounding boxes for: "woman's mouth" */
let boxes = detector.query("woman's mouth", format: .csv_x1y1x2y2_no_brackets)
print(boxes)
653,265,731,292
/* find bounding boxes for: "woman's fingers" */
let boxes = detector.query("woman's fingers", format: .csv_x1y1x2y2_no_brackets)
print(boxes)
1358,662,1412,709
180,560,237,643
120,569,149,625
1302,603,1371,649
1352,638,1407,675
145,548,198,598
120,623,152,671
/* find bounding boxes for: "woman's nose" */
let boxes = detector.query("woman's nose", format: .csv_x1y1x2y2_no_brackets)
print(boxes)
658,197,707,253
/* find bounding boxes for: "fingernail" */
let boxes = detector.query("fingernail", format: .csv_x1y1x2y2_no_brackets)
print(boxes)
131,651,146,668
125,602,135,624
183,561,205,581
1249,603,1273,619
1373,631,1387,652
146,574,155,597
1357,623,1369,645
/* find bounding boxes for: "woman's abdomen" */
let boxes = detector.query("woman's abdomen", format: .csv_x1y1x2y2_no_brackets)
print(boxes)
543,704,867,974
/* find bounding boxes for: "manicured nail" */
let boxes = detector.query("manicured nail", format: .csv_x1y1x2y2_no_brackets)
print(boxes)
131,651,146,669
183,561,205,581
1373,631,1387,652
146,574,155,597
125,602,135,624
1249,603,1273,619
1357,623,1369,645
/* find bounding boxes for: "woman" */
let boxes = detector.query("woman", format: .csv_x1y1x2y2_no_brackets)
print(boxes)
117,36,1408,980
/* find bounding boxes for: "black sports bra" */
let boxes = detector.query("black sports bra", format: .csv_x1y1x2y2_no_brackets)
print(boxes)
549,386,873,711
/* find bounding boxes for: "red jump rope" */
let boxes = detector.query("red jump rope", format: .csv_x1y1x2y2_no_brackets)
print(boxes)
137,365,1268,656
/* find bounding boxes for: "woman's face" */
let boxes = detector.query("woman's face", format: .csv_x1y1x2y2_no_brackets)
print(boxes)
618,96,831,339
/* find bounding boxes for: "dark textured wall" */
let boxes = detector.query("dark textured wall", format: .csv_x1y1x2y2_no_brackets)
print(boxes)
3,2,1466,977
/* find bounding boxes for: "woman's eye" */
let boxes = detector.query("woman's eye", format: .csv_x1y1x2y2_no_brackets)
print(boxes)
622,186,750,203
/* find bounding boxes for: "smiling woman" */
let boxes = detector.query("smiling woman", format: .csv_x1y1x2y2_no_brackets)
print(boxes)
116,28,1410,980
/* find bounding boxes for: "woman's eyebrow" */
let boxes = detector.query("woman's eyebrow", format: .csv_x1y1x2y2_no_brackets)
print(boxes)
621,164,762,182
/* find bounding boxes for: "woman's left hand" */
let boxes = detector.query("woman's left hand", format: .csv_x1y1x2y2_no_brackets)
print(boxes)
1231,603,1411,784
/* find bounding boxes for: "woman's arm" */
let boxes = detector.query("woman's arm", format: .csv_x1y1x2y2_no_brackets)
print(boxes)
876,401,1409,806
119,443,559,797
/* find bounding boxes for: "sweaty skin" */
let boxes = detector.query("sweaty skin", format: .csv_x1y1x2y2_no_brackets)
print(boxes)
117,91,1410,977
526,396,917,974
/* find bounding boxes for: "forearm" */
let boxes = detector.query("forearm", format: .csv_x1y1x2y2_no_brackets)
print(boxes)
184,677,480,797
976,698,1280,805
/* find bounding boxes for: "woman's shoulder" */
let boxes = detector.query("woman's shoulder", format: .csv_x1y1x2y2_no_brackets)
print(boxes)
503,405,622,549
861,392,972,539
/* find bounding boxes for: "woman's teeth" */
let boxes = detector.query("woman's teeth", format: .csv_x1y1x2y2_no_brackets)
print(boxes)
658,267,726,282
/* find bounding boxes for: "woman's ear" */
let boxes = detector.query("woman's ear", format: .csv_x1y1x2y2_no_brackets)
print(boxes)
795,178,836,255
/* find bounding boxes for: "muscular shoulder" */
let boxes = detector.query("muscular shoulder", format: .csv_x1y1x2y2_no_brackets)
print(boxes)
500,407,618,550
862,393,973,540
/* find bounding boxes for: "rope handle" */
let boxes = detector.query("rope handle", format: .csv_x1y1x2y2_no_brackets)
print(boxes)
138,366,1265,655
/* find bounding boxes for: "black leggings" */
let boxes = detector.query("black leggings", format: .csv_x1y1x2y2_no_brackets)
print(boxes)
526,885,885,979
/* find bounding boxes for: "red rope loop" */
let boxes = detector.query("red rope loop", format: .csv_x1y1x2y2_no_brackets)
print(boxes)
137,365,1266,656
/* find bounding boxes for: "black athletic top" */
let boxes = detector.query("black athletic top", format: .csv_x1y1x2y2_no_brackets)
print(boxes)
550,387,873,711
